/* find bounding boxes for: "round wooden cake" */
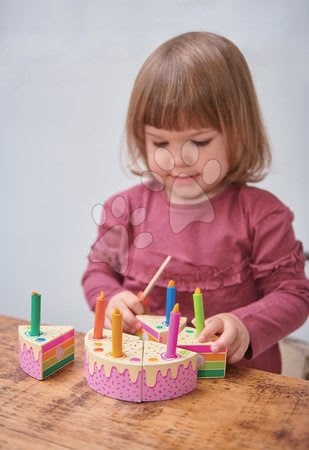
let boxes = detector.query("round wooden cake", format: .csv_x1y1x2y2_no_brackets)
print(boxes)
84,328,198,402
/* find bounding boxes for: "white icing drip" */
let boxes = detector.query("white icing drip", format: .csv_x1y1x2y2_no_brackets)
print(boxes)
84,330,143,382
143,341,197,386
84,328,198,387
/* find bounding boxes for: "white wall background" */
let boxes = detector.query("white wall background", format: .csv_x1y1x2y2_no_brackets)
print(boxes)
1,0,308,339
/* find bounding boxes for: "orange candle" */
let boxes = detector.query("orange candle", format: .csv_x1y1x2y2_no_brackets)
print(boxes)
111,307,123,358
93,291,106,339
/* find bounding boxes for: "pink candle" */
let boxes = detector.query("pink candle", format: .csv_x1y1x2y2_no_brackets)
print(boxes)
165,303,181,359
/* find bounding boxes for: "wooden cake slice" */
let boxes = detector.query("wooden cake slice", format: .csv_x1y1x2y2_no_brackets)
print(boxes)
136,314,187,343
177,327,227,378
19,325,75,380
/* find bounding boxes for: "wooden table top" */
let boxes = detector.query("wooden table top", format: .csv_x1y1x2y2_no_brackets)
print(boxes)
1,315,309,450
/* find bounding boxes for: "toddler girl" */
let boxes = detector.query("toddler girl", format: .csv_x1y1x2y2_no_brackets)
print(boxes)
82,32,309,373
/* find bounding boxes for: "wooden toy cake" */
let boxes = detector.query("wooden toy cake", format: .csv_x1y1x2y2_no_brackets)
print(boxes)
84,294,198,402
84,259,227,402
84,325,198,402
18,292,75,380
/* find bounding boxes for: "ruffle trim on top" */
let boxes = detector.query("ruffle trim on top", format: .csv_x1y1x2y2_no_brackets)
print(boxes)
127,242,305,292
128,258,252,292
249,241,305,280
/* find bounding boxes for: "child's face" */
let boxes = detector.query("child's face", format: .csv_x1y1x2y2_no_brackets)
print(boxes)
144,125,229,203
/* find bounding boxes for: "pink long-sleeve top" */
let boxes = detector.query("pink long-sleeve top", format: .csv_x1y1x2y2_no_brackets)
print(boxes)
82,181,309,373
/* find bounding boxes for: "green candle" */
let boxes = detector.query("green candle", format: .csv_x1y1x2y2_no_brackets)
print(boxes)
193,287,205,335
30,291,41,336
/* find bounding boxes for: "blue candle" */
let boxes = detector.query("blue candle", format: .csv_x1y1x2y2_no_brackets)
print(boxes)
165,280,176,325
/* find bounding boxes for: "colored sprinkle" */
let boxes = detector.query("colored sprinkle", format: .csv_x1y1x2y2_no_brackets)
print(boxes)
94,342,103,346
156,325,164,329
94,348,104,352
35,337,46,341
179,350,188,355
185,329,195,334
148,357,159,362
129,357,141,362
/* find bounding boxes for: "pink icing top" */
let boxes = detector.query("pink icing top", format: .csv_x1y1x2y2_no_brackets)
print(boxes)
82,181,309,374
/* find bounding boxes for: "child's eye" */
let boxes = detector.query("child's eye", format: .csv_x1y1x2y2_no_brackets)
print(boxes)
192,139,212,147
153,141,169,147
152,139,212,147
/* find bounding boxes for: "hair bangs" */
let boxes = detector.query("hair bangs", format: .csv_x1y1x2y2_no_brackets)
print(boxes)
140,53,219,132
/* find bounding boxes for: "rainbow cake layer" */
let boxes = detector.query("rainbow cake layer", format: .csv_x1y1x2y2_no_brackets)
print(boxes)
177,327,227,378
135,314,187,343
84,328,198,402
18,325,74,380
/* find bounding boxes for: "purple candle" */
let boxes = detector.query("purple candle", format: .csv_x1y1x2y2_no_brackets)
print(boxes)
165,303,181,359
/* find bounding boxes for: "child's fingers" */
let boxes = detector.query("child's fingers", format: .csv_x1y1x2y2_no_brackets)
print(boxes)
125,292,145,315
227,342,244,364
122,308,141,334
136,291,151,306
197,316,224,342
122,319,141,335
211,323,237,353
122,320,137,334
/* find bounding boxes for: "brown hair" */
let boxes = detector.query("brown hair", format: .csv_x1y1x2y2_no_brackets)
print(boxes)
125,31,271,183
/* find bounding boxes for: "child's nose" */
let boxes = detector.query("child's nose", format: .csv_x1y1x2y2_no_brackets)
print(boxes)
181,140,199,166
173,151,187,168
173,143,198,168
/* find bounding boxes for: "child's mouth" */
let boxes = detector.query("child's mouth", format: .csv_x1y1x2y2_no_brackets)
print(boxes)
171,173,200,186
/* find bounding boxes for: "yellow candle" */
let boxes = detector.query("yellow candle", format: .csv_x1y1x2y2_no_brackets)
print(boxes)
111,307,123,358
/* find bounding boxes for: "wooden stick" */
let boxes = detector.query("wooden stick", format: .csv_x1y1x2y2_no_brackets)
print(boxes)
139,255,171,302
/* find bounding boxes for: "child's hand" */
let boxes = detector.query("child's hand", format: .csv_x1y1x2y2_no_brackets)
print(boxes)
104,290,144,334
197,313,250,364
